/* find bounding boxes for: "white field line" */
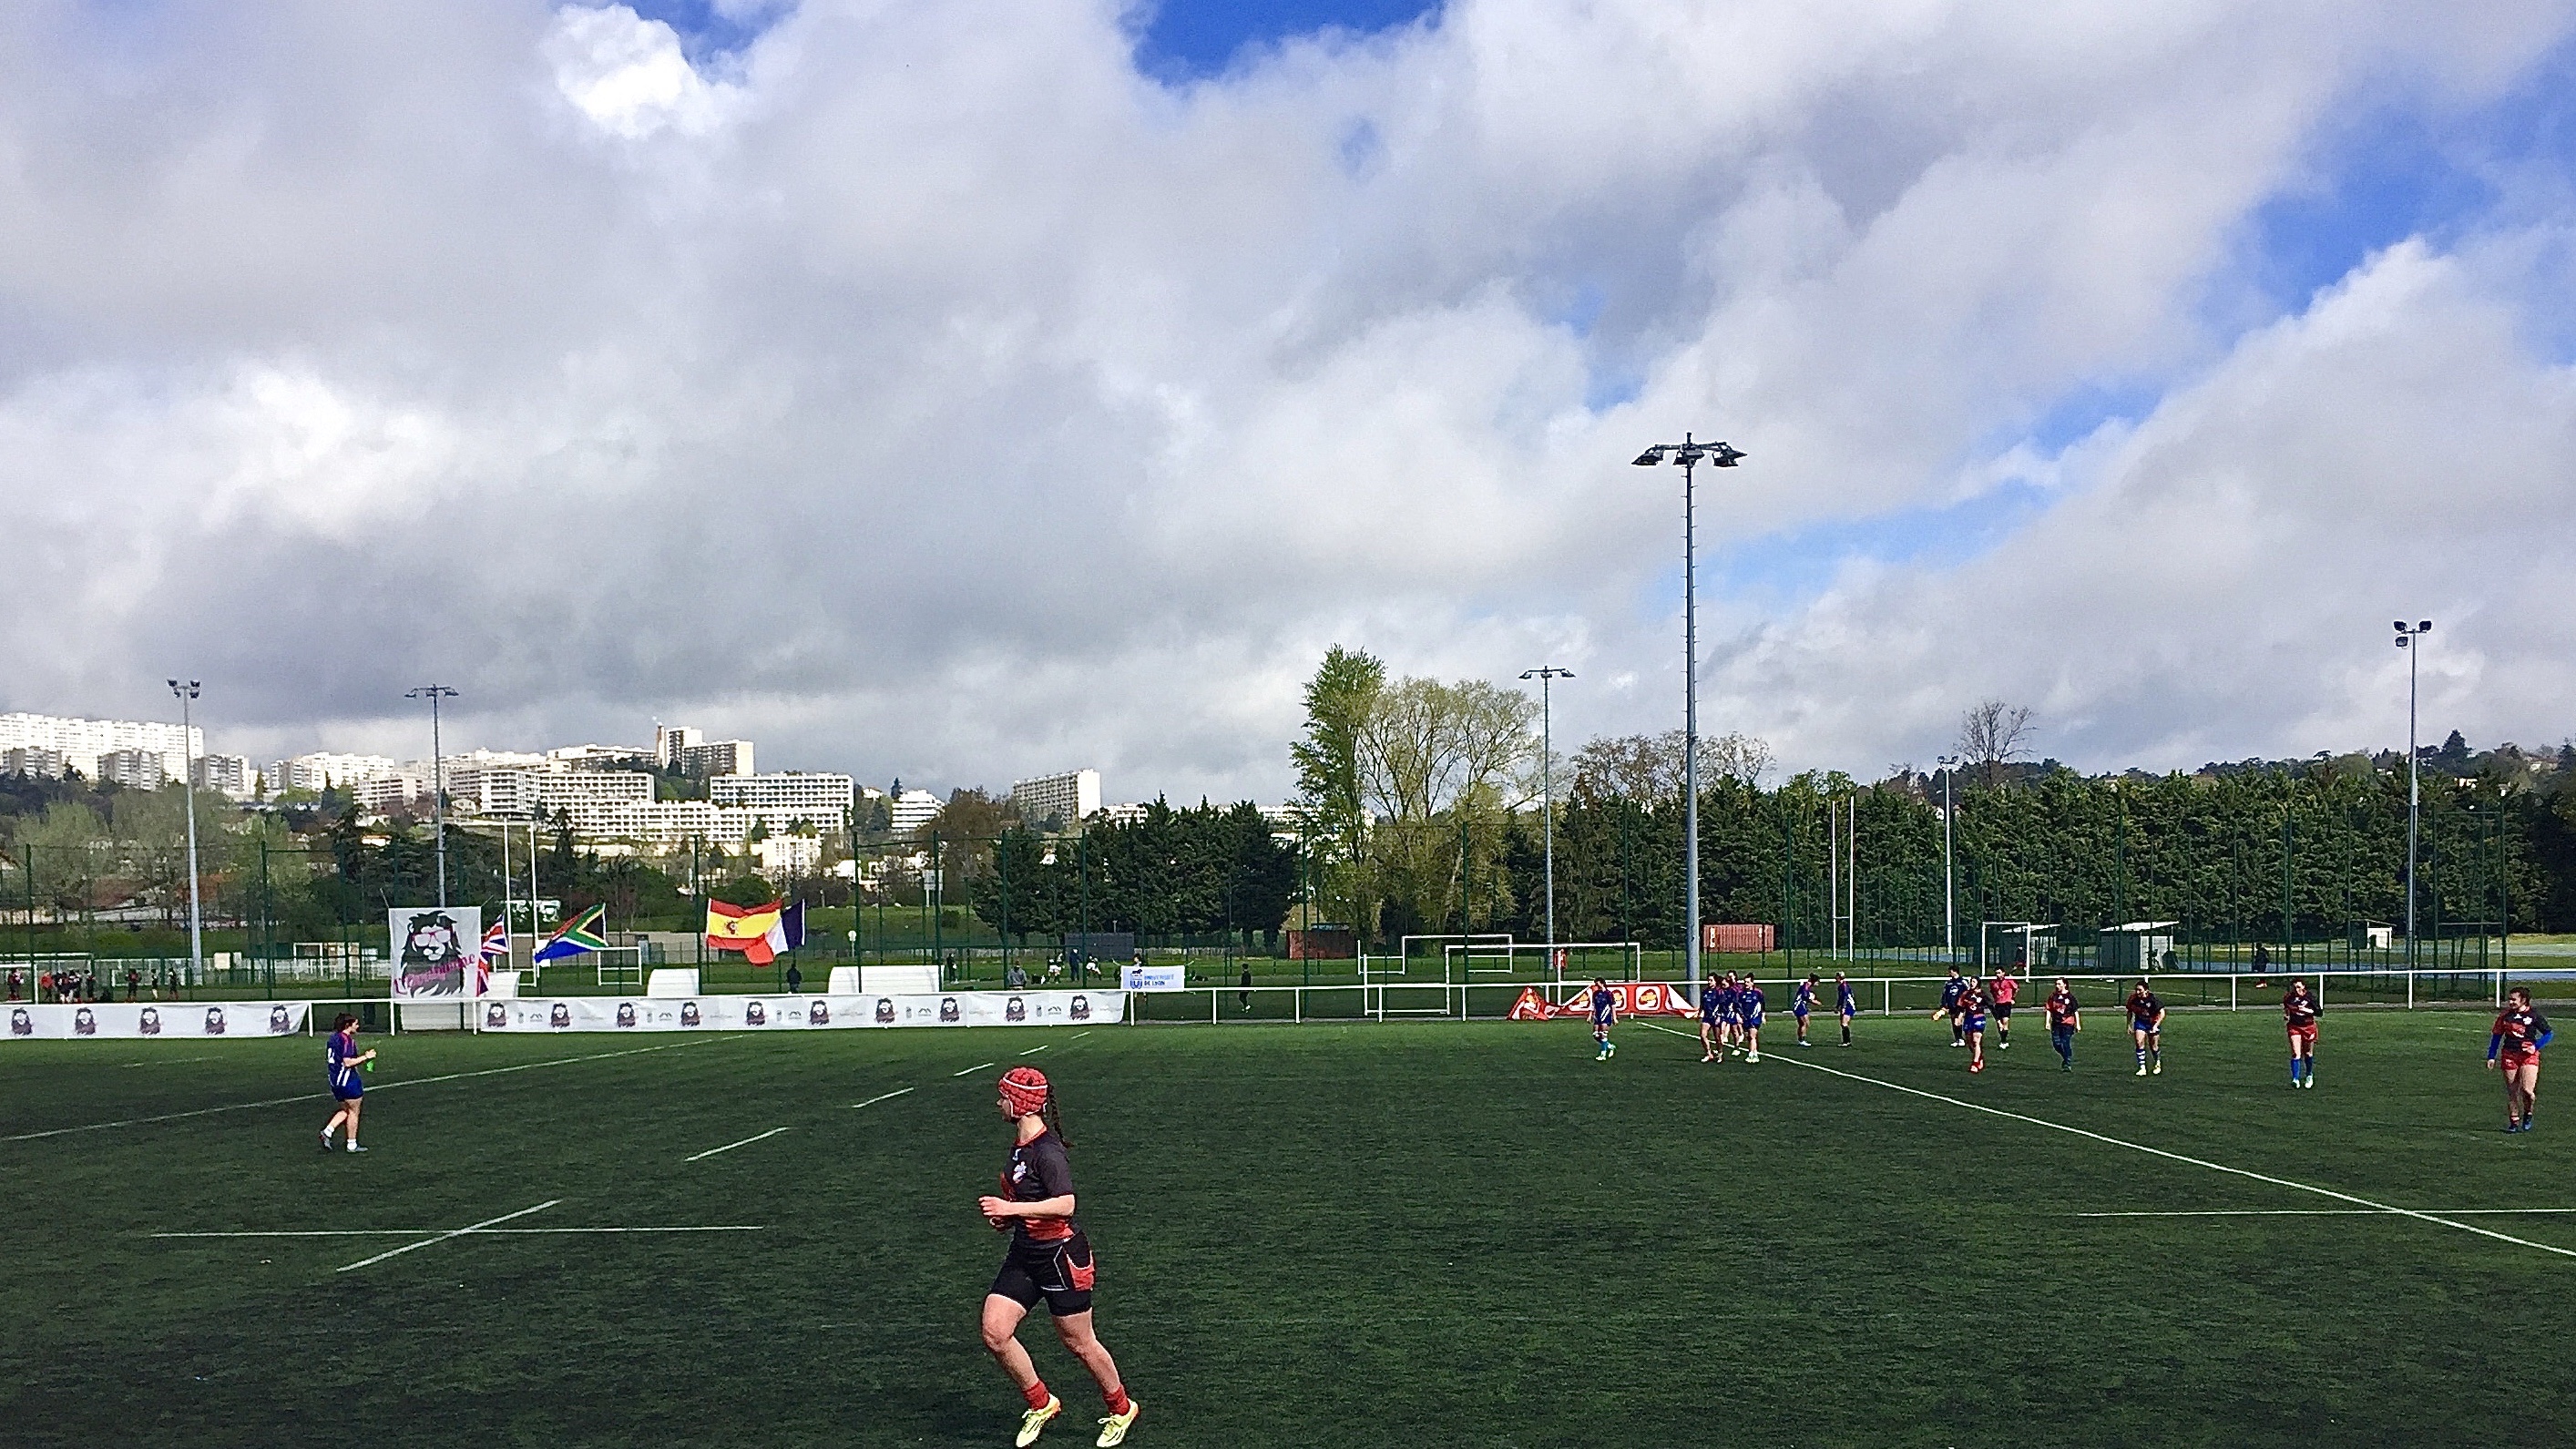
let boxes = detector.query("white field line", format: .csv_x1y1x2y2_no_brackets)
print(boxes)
155,1225,763,1239
2076,1209,2576,1219
952,1061,996,1077
683,1126,792,1162
337,1200,558,1272
1069,1032,1092,1041
4,1038,721,1143
1632,1022,2576,1260
850,1087,915,1109
1018,1045,1049,1056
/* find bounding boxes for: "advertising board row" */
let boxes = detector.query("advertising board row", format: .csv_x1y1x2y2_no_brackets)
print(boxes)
475,990,1127,1032
8,1001,315,1039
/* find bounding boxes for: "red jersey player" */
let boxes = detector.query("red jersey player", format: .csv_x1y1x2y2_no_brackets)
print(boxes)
1988,968,2019,1051
2282,979,2319,1089
2487,986,2552,1133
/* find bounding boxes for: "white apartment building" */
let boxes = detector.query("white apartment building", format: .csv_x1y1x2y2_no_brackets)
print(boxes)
655,724,701,770
4,747,68,779
471,770,657,830
266,752,401,794
354,773,428,812
99,748,178,789
1012,769,1101,830
751,833,823,878
0,712,199,783
710,772,854,829
678,739,753,778
193,753,256,800
889,788,943,836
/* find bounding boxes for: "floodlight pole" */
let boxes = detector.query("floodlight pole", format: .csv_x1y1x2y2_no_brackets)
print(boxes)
1633,434,1744,1002
1937,754,1958,963
2394,621,2431,967
168,680,205,984
407,685,459,908
1520,667,1573,954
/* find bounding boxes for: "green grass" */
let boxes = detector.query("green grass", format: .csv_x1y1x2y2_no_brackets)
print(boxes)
2,1010,2570,1447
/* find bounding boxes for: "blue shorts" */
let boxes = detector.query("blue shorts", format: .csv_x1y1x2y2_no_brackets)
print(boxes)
1839,1004,1856,1020
2131,1017,2159,1034
1743,1013,1764,1029
332,1082,363,1101
1700,1014,1721,1029
1793,1006,1810,1020
1961,1015,1988,1034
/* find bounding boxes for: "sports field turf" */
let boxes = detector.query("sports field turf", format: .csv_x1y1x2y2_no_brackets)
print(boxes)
2,1006,2569,1447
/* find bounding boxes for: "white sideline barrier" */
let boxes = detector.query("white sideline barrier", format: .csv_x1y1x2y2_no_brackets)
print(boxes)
5,1001,313,1040
831,964,938,995
475,989,1125,1032
645,969,700,997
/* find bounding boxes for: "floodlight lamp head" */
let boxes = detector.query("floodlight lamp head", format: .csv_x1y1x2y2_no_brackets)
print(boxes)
1672,447,1704,467
2393,621,2407,633
1631,448,1662,466
2419,619,2433,632
1709,443,1746,467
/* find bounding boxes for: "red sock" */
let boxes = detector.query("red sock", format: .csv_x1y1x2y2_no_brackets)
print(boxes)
1102,1386,1131,1416
1022,1381,1051,1411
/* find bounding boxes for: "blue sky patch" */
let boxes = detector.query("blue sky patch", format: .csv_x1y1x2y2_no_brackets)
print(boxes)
1131,0,1439,80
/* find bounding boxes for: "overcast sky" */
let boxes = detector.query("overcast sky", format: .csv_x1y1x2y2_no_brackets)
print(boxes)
5,0,2574,800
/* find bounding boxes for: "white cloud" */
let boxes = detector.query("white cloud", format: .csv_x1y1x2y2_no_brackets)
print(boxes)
0,0,2571,796
544,4,741,140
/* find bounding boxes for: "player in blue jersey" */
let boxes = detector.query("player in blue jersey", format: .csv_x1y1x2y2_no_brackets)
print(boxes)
1835,972,1857,1046
1698,976,1725,1063
1936,967,1968,1046
1958,982,1988,1073
1590,979,1618,1061
318,1012,375,1153
1738,978,1766,1063
1792,975,1819,1048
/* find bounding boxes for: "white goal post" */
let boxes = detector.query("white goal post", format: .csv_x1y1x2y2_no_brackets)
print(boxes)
1441,940,1646,983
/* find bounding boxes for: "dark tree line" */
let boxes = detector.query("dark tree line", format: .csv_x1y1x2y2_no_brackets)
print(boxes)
966,799,1298,948
1473,753,2576,951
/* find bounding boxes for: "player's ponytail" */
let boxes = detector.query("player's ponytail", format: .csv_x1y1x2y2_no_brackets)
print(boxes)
1041,1096,1070,1150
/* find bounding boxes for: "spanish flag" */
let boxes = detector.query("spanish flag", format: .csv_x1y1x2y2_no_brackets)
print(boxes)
705,898,785,964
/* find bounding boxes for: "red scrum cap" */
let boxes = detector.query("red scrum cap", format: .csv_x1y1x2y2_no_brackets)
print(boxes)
998,1066,1050,1117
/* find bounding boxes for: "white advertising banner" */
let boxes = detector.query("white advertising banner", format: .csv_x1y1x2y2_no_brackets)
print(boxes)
5,1000,314,1040
475,990,1127,1033
1121,964,1188,992
388,907,481,1000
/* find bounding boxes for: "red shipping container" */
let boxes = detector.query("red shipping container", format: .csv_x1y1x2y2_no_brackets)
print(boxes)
1702,923,1776,954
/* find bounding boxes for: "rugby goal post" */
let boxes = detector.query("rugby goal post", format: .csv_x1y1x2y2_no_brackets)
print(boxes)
1442,941,1645,984
583,945,646,991
1978,922,2058,975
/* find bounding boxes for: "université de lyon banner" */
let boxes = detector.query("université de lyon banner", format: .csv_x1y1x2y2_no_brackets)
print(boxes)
387,906,482,1000
476,990,1127,1032
6,1001,315,1040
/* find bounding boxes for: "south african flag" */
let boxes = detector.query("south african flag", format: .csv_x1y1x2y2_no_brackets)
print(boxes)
533,903,609,964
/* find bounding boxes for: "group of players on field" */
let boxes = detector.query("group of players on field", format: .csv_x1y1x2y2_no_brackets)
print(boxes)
1581,970,2550,1124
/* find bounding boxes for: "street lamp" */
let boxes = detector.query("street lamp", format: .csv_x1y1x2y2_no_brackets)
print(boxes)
2393,620,2432,966
1632,433,1745,1002
167,679,205,985
1519,666,1573,958
405,685,459,907
1936,754,1959,963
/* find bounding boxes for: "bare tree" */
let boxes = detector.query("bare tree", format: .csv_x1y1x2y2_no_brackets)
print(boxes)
1355,677,1538,823
1955,699,2037,788
1569,729,1772,801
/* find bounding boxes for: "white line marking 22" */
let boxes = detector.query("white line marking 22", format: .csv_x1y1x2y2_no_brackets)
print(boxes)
1634,1021,2576,1260
337,1200,558,1273
851,1087,915,1109
684,1126,792,1162
953,1062,996,1077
